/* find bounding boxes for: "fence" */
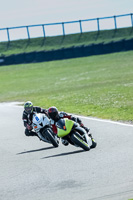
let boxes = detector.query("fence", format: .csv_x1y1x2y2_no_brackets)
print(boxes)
0,13,133,42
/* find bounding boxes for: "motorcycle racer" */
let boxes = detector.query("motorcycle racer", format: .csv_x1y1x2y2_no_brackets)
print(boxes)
22,101,48,138
48,106,95,146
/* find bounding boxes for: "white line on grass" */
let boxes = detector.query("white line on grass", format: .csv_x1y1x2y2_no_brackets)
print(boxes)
75,115,133,128
1,102,132,128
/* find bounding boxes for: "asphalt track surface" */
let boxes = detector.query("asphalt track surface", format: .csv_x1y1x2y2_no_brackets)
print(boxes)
0,103,133,200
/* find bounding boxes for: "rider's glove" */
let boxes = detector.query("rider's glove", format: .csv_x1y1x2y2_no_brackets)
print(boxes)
59,112,67,118
27,124,32,130
71,117,82,124
71,116,77,121
43,109,49,117
76,117,82,124
42,109,48,114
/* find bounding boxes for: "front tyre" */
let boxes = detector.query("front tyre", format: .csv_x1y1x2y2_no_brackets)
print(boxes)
70,132,90,151
43,129,59,148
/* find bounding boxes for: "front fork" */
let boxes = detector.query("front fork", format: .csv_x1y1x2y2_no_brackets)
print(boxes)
75,126,92,147
36,131,51,143
84,133,92,147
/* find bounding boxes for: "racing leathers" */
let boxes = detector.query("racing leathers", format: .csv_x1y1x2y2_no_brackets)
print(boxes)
22,106,48,137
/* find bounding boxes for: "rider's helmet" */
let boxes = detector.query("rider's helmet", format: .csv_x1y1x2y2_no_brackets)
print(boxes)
24,101,33,114
48,106,59,121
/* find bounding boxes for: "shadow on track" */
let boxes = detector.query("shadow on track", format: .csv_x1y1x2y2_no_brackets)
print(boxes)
41,149,85,159
17,146,54,155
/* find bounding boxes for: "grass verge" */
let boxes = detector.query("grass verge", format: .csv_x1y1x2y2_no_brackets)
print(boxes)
0,50,133,122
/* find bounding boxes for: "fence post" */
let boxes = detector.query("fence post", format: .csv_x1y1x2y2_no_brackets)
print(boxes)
97,18,100,32
7,28,10,42
114,16,117,30
62,22,65,36
79,20,82,33
131,13,133,27
26,26,30,40
42,25,45,38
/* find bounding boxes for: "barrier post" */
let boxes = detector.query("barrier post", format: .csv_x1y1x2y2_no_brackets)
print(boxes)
26,26,30,40
7,28,10,42
114,16,117,29
97,18,100,32
62,22,65,36
79,20,82,33
42,25,45,38
131,13,133,27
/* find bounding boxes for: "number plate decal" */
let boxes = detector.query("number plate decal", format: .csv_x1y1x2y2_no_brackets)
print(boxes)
35,116,39,121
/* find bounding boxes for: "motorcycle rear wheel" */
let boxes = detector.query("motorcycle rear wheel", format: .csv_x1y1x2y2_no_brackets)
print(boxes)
70,132,90,151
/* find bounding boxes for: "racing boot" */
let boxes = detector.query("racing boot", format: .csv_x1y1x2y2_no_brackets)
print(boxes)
25,129,39,137
80,123,90,134
83,127,90,133
61,138,69,146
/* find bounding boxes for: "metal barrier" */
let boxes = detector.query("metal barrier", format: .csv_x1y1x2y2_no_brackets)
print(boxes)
1,38,133,66
0,13,133,42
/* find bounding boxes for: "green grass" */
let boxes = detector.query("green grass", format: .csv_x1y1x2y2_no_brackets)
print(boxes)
0,50,133,122
0,27,133,56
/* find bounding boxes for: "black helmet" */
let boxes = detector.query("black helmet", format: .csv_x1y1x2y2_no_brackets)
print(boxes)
24,101,33,114
48,106,59,121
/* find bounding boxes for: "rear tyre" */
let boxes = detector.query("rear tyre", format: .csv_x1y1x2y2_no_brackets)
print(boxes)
70,132,90,151
43,129,59,148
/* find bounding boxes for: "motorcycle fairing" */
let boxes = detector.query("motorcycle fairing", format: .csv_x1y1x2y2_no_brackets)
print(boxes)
57,118,74,138
32,113,50,132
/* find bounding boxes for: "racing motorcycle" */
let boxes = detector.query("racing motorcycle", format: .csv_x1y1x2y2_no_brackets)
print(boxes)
56,118,97,151
32,113,59,147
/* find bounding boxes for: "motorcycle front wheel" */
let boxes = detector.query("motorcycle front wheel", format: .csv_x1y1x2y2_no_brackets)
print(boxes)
43,129,59,148
70,132,90,151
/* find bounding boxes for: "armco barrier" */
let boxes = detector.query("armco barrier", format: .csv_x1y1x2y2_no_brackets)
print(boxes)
35,51,45,62
4,55,15,65
103,42,113,54
112,40,125,52
124,38,133,50
15,53,25,64
0,38,133,66
83,45,94,56
53,49,64,60
25,52,36,63
73,46,84,58
93,43,104,55
63,47,74,59
0,57,4,64
43,50,54,61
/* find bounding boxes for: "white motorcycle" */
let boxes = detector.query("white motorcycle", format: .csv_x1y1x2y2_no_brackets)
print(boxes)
32,113,59,147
